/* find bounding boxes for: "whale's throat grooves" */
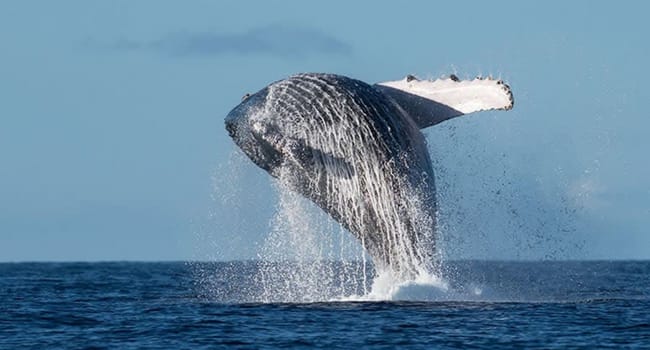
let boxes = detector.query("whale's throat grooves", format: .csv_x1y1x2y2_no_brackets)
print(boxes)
261,74,437,279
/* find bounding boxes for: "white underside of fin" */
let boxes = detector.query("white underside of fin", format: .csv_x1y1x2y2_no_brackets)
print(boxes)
377,76,514,115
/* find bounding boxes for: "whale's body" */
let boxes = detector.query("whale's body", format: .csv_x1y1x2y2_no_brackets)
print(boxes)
225,73,513,278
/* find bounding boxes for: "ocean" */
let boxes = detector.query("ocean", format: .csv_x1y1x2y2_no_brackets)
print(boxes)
1,261,649,349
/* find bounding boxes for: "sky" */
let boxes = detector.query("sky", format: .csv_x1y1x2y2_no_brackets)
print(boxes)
1,1,649,261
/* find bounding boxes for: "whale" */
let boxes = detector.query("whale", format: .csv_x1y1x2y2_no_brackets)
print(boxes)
225,73,513,279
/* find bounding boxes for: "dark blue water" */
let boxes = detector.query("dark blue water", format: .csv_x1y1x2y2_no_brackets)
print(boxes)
1,261,649,349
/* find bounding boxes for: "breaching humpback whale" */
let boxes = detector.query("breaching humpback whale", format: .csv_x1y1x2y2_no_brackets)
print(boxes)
225,73,513,280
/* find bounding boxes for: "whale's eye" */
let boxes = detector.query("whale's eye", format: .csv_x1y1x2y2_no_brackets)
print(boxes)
241,93,251,101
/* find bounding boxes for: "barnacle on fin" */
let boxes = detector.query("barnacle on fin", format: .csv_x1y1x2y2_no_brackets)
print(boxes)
406,74,418,82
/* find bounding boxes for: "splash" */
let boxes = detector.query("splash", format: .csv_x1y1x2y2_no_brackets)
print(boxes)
251,162,441,302
196,150,507,303
198,133,585,303
254,176,371,302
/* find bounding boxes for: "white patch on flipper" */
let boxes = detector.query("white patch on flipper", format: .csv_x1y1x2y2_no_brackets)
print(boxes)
377,75,514,115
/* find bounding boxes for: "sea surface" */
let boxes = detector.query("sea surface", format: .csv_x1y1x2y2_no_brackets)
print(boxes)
1,261,649,349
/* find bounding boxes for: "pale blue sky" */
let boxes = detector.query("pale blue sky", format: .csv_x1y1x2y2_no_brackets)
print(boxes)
1,1,648,261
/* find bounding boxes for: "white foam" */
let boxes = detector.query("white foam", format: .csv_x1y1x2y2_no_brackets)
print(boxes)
370,270,448,301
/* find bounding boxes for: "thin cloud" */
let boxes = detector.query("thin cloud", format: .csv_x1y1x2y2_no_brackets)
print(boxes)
108,24,352,58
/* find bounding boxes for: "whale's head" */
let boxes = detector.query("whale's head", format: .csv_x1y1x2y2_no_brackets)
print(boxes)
226,74,380,182
225,86,290,176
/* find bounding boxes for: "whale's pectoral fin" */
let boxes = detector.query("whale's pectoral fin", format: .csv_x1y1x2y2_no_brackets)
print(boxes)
375,75,514,129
